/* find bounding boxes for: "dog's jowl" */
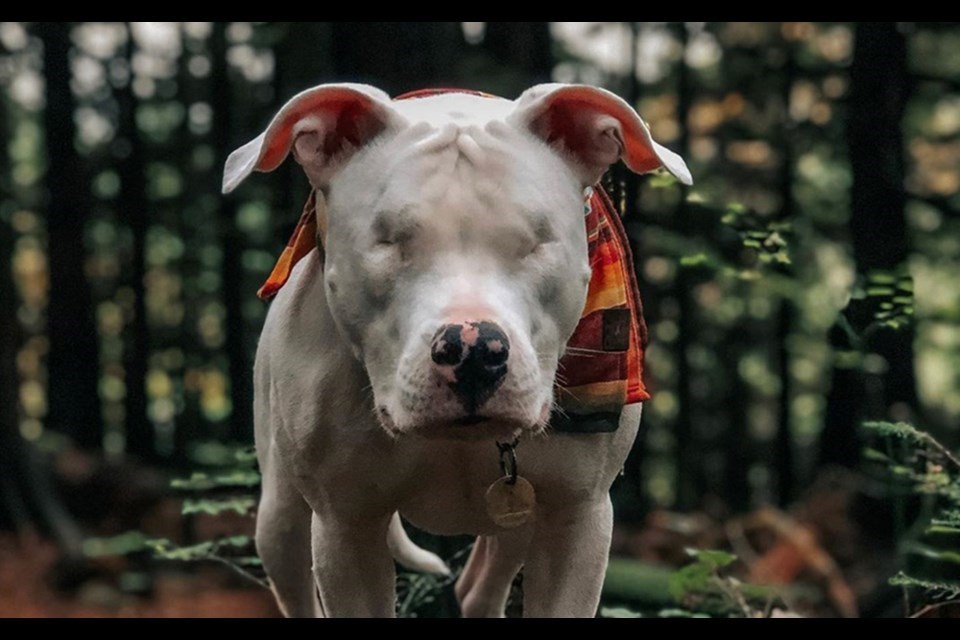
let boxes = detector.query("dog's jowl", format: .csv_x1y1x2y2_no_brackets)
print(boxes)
222,83,690,617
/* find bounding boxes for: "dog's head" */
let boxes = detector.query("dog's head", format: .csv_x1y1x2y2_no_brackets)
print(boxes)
224,83,690,441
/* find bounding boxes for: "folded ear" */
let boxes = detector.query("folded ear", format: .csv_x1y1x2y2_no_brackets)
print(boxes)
222,83,403,194
509,83,692,187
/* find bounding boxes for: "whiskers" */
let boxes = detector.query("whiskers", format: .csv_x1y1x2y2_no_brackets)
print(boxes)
563,346,607,358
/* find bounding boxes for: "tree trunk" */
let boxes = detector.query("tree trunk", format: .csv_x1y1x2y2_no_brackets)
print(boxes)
330,22,466,96
211,22,254,443
116,24,154,461
775,37,797,505
38,21,103,450
481,22,554,84
0,73,84,554
821,22,917,469
0,82,25,530
672,23,699,510
273,23,334,241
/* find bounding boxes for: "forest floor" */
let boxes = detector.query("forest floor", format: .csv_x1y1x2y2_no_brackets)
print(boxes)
0,452,910,618
0,532,280,617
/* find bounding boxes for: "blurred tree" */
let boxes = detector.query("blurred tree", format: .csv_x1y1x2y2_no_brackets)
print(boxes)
481,23,553,88
821,22,918,469
0,77,23,529
273,23,335,237
670,23,699,510
330,22,467,95
38,22,104,450
775,35,798,506
212,22,253,442
0,81,82,552
115,24,154,461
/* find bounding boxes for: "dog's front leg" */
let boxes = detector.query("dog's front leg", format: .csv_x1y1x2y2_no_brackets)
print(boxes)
310,511,396,617
521,496,614,618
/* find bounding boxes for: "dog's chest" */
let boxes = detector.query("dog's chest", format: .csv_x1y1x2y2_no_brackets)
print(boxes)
393,441,510,536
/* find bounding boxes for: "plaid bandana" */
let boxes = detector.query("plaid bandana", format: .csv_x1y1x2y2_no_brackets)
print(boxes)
257,89,651,432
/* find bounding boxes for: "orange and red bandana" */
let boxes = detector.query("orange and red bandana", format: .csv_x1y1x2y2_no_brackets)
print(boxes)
257,89,651,432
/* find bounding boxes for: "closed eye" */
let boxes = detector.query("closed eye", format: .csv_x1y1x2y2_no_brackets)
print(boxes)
371,210,418,249
522,239,558,261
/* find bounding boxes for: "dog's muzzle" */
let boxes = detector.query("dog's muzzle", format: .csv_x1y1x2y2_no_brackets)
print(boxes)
430,321,510,414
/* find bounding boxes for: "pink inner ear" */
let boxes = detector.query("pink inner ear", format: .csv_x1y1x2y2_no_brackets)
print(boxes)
534,104,622,172
531,90,667,182
257,93,388,174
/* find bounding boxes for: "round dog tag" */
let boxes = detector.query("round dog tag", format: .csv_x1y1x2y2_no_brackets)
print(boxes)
485,475,536,528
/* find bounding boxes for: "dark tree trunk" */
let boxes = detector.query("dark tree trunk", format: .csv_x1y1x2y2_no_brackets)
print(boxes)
821,22,917,469
672,23,698,510
273,23,335,241
330,22,466,96
116,24,154,461
616,22,647,517
0,75,84,554
0,84,24,530
481,22,554,84
211,22,254,443
38,21,103,449
775,38,797,505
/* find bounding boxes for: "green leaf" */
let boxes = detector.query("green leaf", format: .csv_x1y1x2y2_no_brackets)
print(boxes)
905,543,960,566
600,607,644,618
926,524,960,535
182,496,257,516
680,253,712,268
725,202,747,215
668,561,714,603
867,272,897,285
863,447,891,463
658,608,713,618
685,548,737,569
866,286,895,297
83,531,151,557
890,572,960,599
171,469,262,491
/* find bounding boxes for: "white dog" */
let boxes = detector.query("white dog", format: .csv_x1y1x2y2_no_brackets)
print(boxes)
222,83,690,617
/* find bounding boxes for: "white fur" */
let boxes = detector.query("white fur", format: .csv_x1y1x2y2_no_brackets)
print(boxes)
229,83,689,617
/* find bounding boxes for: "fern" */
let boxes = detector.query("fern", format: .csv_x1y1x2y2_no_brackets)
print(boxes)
890,573,960,601
863,421,960,610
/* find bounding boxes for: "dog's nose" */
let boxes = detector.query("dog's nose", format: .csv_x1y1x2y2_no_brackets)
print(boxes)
430,321,510,413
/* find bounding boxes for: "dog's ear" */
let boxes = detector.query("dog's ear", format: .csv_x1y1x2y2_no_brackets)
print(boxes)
222,83,403,194
510,83,692,187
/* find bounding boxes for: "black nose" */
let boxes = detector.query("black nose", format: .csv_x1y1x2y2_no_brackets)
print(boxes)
430,321,510,413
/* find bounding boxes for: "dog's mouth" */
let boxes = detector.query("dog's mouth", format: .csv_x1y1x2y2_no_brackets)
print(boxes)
377,406,530,441
453,414,489,426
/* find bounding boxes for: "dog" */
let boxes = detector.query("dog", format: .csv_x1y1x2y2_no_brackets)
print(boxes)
222,83,691,617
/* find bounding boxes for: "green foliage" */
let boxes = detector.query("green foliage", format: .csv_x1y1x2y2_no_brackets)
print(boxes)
148,535,261,569
396,571,452,618
862,421,960,608
170,469,262,491
721,205,793,267
182,496,257,517
603,551,783,618
83,531,267,588
83,530,151,558
667,548,779,617
599,606,644,618
889,572,960,601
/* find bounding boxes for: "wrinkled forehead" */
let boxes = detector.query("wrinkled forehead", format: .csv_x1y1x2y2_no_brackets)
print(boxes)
392,92,515,128
338,94,581,217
